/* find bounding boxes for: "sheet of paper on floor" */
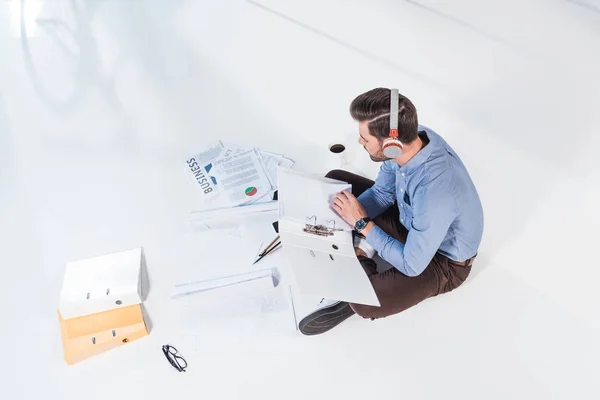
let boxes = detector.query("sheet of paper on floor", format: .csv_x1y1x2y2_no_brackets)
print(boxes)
189,200,278,230
170,231,260,288
253,284,298,336
170,268,274,299
173,273,296,344
176,211,280,286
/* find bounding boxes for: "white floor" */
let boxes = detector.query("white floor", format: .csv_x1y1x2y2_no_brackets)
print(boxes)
2,0,600,398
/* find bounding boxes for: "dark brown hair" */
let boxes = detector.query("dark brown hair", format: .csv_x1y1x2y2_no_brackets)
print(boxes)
349,88,418,144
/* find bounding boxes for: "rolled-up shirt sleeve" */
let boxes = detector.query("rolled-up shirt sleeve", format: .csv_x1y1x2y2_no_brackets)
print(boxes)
357,161,397,219
366,175,458,276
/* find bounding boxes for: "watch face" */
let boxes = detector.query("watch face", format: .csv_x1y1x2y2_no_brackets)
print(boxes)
355,219,366,230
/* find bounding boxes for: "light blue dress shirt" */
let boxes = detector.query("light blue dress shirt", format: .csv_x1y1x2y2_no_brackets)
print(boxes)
358,125,484,277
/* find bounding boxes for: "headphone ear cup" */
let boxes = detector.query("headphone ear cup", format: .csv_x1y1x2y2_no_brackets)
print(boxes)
382,138,403,158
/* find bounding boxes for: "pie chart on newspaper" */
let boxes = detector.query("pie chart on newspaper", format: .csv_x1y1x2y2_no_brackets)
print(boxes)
245,186,258,197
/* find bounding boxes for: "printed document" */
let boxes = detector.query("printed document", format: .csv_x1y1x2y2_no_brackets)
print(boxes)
186,141,295,221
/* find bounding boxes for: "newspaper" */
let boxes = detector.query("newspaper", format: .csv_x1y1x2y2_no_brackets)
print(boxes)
186,141,295,212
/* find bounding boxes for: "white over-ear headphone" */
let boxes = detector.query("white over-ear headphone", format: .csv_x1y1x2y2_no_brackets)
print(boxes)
382,88,403,159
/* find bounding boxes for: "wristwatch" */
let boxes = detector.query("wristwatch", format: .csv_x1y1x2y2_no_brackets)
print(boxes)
354,217,372,232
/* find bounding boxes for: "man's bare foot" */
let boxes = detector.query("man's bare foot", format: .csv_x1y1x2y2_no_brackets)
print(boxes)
355,247,368,258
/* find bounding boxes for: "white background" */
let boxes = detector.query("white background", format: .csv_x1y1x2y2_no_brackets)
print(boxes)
1,0,600,399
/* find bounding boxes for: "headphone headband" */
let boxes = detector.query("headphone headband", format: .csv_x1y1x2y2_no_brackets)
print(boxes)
381,88,403,159
389,88,399,138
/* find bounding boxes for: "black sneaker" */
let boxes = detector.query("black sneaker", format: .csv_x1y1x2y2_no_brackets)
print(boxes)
298,299,355,335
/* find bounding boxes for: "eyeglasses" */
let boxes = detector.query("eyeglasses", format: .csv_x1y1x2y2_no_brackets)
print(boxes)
162,344,187,372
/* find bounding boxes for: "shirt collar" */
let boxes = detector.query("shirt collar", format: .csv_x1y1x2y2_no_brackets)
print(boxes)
399,131,435,175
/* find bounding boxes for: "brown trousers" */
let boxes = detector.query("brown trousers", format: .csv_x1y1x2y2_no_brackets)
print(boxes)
325,170,474,320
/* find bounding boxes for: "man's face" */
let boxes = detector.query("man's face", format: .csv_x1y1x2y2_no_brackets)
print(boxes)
358,121,388,162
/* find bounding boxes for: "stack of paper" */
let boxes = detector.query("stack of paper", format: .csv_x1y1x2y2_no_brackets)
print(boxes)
186,141,294,217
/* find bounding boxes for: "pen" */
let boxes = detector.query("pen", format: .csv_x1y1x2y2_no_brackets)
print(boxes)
253,241,281,265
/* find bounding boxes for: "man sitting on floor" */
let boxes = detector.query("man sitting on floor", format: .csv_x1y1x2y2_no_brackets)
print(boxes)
299,87,484,335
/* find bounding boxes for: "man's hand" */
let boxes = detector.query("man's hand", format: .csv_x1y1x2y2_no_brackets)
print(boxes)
332,190,367,228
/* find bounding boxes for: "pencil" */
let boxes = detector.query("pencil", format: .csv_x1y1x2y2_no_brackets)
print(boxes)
259,235,280,257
